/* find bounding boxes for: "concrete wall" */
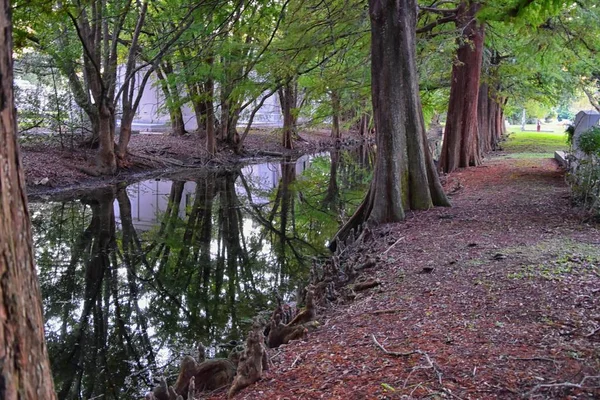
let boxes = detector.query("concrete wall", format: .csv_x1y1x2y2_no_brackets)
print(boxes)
117,66,284,132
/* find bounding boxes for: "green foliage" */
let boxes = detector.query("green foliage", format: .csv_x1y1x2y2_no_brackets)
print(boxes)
565,124,575,146
577,127,600,157
567,126,600,217
557,104,575,121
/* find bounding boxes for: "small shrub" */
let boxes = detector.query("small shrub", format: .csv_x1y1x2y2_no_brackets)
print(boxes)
565,124,575,146
567,126,600,218
577,126,600,156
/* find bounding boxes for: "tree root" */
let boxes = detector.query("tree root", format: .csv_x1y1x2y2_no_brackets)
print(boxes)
228,324,269,399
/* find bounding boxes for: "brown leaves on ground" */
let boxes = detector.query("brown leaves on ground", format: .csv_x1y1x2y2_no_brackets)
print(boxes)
214,157,600,400
21,129,351,196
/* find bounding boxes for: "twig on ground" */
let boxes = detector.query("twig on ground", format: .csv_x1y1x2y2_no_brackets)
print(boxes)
409,382,425,397
372,334,443,386
442,387,464,400
527,375,600,396
291,354,302,368
382,237,405,255
508,356,559,364
370,308,406,315
371,334,419,357
585,326,600,338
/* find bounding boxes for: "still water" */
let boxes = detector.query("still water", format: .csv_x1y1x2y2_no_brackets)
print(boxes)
30,148,373,399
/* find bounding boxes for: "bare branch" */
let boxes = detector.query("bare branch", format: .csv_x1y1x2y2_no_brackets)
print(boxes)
417,14,457,34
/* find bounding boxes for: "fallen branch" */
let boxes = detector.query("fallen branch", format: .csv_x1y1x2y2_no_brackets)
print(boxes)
291,354,302,368
585,326,600,338
135,152,185,166
382,236,405,255
370,308,406,315
508,356,559,364
354,279,380,292
372,335,443,385
256,150,284,157
371,334,419,357
527,375,600,396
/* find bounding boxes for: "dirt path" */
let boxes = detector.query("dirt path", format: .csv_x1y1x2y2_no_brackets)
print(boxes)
219,156,600,399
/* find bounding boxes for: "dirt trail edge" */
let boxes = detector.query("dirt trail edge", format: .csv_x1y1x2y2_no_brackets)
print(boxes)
220,156,600,400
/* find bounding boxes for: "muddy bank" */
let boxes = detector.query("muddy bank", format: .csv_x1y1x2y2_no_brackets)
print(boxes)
22,128,370,199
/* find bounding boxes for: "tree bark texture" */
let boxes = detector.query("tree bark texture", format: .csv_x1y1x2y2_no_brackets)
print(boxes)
439,0,485,173
96,101,117,174
278,81,297,150
477,83,506,153
330,90,342,139
205,76,216,155
358,113,371,136
156,62,187,137
332,0,449,247
0,2,57,398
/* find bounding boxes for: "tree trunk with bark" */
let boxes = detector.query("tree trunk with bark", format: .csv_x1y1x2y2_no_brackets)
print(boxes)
157,62,187,137
219,81,241,146
330,90,342,139
117,65,154,162
0,3,57,397
278,81,298,150
205,76,216,155
439,0,485,173
96,101,117,174
478,83,492,153
358,113,371,136
322,149,340,209
332,0,449,248
478,83,507,154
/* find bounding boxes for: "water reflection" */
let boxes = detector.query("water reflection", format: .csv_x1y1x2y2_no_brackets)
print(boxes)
30,147,373,399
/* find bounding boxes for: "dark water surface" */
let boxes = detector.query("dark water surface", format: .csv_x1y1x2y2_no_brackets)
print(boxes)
30,148,373,399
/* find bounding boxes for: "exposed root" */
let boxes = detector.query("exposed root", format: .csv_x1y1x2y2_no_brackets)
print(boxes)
228,324,268,399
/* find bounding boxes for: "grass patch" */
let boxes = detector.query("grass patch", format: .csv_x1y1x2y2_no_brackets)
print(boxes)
501,239,600,281
503,130,569,155
497,152,556,159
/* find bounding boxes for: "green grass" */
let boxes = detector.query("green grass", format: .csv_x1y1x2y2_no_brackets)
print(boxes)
502,128,569,157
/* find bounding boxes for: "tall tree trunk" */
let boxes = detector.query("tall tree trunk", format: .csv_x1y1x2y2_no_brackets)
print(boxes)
358,113,370,136
117,65,154,161
478,82,506,154
322,149,340,209
331,90,342,139
206,75,216,155
332,0,449,248
478,83,492,153
117,109,135,161
439,0,485,173
96,101,117,174
0,3,57,397
156,62,187,137
219,82,241,146
278,81,297,150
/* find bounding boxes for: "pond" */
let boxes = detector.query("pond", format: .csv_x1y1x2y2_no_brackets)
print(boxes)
30,147,373,399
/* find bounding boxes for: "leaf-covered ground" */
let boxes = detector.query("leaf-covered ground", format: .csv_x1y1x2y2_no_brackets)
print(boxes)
211,153,600,399
21,128,356,196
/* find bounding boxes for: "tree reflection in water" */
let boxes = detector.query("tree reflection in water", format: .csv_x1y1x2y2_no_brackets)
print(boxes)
30,147,372,399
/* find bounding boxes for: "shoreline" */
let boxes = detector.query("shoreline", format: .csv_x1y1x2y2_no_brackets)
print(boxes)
22,129,371,200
